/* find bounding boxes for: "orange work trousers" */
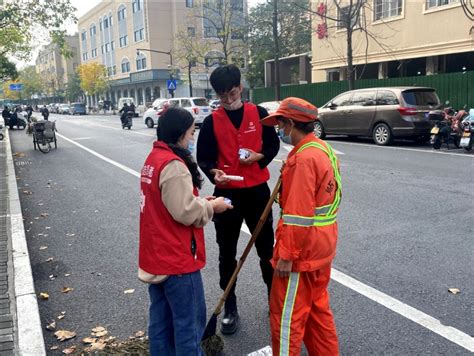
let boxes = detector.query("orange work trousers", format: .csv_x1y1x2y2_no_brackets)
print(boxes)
269,265,339,356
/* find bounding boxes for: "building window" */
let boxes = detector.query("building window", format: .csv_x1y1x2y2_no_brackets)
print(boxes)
136,53,146,70
132,0,142,13
119,35,128,47
101,45,104,54
82,53,88,61
186,0,193,7
187,27,195,37
104,17,109,28
81,31,86,40
99,19,103,31
109,16,113,26
91,48,97,57
374,0,402,20
121,59,130,73
111,41,115,51
105,43,110,52
426,0,458,8
90,25,96,36
338,6,358,29
118,7,126,20
204,26,213,38
134,28,144,42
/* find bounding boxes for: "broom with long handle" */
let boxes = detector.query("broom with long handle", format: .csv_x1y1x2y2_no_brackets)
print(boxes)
201,177,282,355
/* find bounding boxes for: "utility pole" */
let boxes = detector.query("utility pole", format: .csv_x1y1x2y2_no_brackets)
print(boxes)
272,0,281,101
136,48,175,98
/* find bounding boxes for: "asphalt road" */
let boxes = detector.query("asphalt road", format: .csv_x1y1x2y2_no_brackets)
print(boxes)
10,113,474,355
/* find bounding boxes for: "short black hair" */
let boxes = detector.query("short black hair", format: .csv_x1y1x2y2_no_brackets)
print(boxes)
209,64,241,94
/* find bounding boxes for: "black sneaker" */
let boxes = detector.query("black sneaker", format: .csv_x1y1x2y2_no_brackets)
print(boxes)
220,308,239,335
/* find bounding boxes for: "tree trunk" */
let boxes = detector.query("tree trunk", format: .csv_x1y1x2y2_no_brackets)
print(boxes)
346,27,355,90
188,63,193,97
272,0,281,100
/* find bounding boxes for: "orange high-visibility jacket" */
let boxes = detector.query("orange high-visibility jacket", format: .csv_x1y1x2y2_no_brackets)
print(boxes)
272,134,342,272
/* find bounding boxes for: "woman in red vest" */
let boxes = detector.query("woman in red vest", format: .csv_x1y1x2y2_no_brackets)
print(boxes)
139,108,232,355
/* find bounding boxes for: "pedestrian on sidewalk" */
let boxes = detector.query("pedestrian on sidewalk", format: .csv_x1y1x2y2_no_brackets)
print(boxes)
261,97,342,356
139,108,232,355
196,64,280,335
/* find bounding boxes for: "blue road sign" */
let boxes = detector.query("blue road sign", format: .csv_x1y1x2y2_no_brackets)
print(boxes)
167,80,177,91
9,83,23,91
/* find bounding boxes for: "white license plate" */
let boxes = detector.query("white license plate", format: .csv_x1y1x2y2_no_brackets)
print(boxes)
460,137,471,146
202,109,209,113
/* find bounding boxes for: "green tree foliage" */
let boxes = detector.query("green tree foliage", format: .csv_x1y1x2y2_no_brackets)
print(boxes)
18,66,43,99
0,54,18,81
65,72,83,102
0,0,77,60
247,0,311,88
77,63,109,97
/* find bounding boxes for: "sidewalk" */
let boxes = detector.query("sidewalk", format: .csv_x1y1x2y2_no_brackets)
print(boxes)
1,129,45,355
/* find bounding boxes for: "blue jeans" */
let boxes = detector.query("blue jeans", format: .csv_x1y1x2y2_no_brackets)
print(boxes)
148,270,206,356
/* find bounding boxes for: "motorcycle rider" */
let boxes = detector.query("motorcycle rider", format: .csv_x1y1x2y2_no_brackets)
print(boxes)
41,105,49,120
2,106,10,126
119,103,131,126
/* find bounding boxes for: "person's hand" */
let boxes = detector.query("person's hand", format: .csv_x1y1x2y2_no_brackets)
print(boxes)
211,197,233,214
239,148,264,165
275,259,292,278
205,196,216,201
211,169,230,184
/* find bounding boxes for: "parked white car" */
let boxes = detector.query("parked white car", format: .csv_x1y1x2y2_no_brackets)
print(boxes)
143,97,212,128
143,99,169,128
58,104,70,114
258,101,281,115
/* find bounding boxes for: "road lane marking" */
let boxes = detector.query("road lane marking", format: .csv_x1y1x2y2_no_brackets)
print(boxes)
65,120,156,137
330,269,474,352
55,133,473,352
327,140,473,157
56,133,141,178
283,144,345,155
71,137,94,140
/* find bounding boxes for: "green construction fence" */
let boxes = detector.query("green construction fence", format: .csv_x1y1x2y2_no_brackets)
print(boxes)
251,71,474,110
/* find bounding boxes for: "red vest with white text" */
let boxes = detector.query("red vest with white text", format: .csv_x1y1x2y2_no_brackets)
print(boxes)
212,103,270,189
139,141,205,275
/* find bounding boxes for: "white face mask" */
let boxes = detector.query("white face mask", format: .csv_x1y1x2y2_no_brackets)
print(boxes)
221,98,243,111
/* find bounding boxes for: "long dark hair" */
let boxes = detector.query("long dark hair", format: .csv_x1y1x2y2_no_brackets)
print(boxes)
157,108,203,189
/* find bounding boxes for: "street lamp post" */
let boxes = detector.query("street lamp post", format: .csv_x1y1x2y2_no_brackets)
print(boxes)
136,48,174,98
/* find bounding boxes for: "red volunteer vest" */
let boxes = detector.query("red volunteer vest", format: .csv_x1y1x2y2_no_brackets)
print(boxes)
139,141,205,275
212,103,270,189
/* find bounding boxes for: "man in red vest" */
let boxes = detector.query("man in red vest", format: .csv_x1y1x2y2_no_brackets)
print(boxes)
197,64,280,334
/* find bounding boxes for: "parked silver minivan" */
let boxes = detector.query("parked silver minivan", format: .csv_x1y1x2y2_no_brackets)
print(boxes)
315,87,440,145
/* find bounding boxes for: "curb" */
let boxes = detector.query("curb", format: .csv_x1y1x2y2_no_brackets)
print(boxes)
5,129,46,355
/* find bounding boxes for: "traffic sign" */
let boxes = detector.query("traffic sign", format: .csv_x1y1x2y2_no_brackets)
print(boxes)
9,83,23,91
166,80,177,91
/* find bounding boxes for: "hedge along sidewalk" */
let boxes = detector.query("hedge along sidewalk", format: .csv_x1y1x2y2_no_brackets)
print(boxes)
4,129,46,355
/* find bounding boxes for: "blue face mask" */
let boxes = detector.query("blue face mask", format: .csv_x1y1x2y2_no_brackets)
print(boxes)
188,140,196,152
278,127,292,145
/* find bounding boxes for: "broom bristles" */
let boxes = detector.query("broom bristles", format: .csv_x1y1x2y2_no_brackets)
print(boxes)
201,314,224,356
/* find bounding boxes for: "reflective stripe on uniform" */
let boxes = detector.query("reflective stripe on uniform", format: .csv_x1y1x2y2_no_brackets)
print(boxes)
279,272,300,356
279,140,342,229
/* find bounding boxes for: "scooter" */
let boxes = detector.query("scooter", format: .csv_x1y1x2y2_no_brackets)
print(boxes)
8,111,27,130
459,109,474,151
429,108,464,149
122,112,133,129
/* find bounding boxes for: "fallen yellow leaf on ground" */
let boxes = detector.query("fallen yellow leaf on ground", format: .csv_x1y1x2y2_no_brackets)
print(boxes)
61,287,74,294
46,257,54,262
39,292,49,300
448,288,460,294
135,330,145,337
82,337,96,344
50,345,58,350
39,246,48,250
124,289,135,294
54,330,76,341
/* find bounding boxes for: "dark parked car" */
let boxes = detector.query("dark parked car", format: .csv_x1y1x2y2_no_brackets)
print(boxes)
315,87,440,145
69,102,87,115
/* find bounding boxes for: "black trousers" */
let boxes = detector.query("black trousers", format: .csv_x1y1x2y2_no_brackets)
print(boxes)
213,183,275,307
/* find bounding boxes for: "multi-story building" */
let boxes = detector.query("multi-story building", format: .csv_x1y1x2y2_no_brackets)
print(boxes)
78,0,246,108
35,34,80,99
312,0,474,82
